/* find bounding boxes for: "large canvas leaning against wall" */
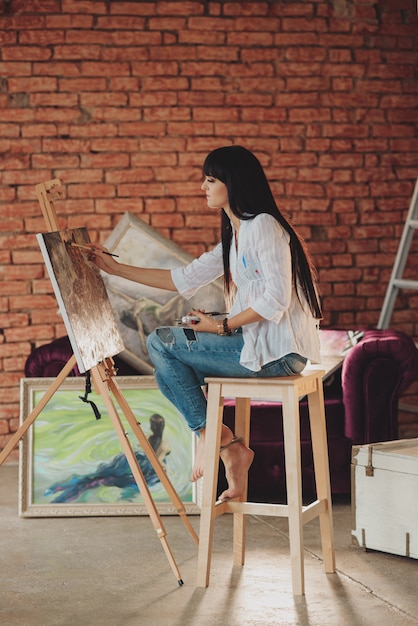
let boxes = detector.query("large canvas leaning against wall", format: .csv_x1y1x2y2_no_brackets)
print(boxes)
102,212,226,373
37,228,125,373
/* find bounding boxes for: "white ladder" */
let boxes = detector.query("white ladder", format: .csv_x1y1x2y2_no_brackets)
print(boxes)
377,177,418,330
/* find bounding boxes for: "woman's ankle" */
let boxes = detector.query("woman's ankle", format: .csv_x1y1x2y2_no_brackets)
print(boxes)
220,424,234,447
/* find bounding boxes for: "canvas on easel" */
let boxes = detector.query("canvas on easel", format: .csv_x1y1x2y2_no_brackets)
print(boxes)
36,228,124,373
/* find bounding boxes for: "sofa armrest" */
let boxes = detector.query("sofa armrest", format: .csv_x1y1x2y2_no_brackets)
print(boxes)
24,336,80,378
342,329,418,444
24,336,140,377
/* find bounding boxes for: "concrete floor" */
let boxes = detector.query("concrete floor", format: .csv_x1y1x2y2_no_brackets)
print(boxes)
1,463,418,626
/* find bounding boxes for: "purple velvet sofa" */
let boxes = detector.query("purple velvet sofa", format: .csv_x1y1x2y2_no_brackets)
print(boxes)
24,329,418,502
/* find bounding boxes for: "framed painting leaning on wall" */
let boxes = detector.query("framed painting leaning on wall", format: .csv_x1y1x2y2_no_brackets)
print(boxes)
19,376,199,517
102,212,225,374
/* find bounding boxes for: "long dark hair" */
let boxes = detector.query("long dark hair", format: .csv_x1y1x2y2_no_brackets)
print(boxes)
203,145,322,319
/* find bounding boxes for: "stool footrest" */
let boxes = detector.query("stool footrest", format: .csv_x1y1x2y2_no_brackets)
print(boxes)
215,498,328,523
301,499,327,524
220,501,290,517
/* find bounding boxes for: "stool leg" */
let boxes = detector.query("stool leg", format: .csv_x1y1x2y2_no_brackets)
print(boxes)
282,385,305,596
232,396,251,566
196,382,224,587
308,379,336,574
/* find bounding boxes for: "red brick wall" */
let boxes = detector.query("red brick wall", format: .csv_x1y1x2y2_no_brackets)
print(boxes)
1,0,417,456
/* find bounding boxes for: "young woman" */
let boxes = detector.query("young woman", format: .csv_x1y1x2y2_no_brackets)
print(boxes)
88,145,322,502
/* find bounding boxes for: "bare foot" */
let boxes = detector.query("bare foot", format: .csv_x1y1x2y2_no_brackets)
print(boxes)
190,424,235,483
190,430,205,482
218,439,254,502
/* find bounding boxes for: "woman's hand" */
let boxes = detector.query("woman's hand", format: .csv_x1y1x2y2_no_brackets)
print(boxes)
79,243,176,290
85,244,120,275
188,310,219,333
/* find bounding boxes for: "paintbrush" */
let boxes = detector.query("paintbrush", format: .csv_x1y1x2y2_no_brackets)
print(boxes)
69,242,119,258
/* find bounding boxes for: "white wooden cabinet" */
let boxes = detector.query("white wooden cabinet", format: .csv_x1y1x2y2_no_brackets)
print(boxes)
351,438,418,559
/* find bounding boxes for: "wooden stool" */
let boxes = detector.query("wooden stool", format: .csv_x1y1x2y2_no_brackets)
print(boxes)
196,370,336,596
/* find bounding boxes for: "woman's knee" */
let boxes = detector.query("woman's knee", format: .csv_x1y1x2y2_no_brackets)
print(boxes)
146,330,157,352
146,327,175,355
146,329,161,357
147,328,174,347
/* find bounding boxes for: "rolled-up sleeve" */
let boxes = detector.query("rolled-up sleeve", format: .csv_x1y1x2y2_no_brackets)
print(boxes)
171,242,224,299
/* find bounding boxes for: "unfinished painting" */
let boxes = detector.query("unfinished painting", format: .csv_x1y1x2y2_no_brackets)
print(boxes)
37,228,124,373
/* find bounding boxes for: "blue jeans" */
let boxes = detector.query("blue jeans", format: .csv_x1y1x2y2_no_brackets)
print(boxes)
146,327,307,433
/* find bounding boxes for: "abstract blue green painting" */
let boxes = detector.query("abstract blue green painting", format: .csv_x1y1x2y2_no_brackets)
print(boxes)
19,376,198,517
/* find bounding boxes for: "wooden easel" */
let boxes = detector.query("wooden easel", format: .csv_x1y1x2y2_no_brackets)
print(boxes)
0,179,198,586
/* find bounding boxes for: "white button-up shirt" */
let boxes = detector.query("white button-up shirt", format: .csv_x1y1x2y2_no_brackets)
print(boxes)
171,213,320,371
